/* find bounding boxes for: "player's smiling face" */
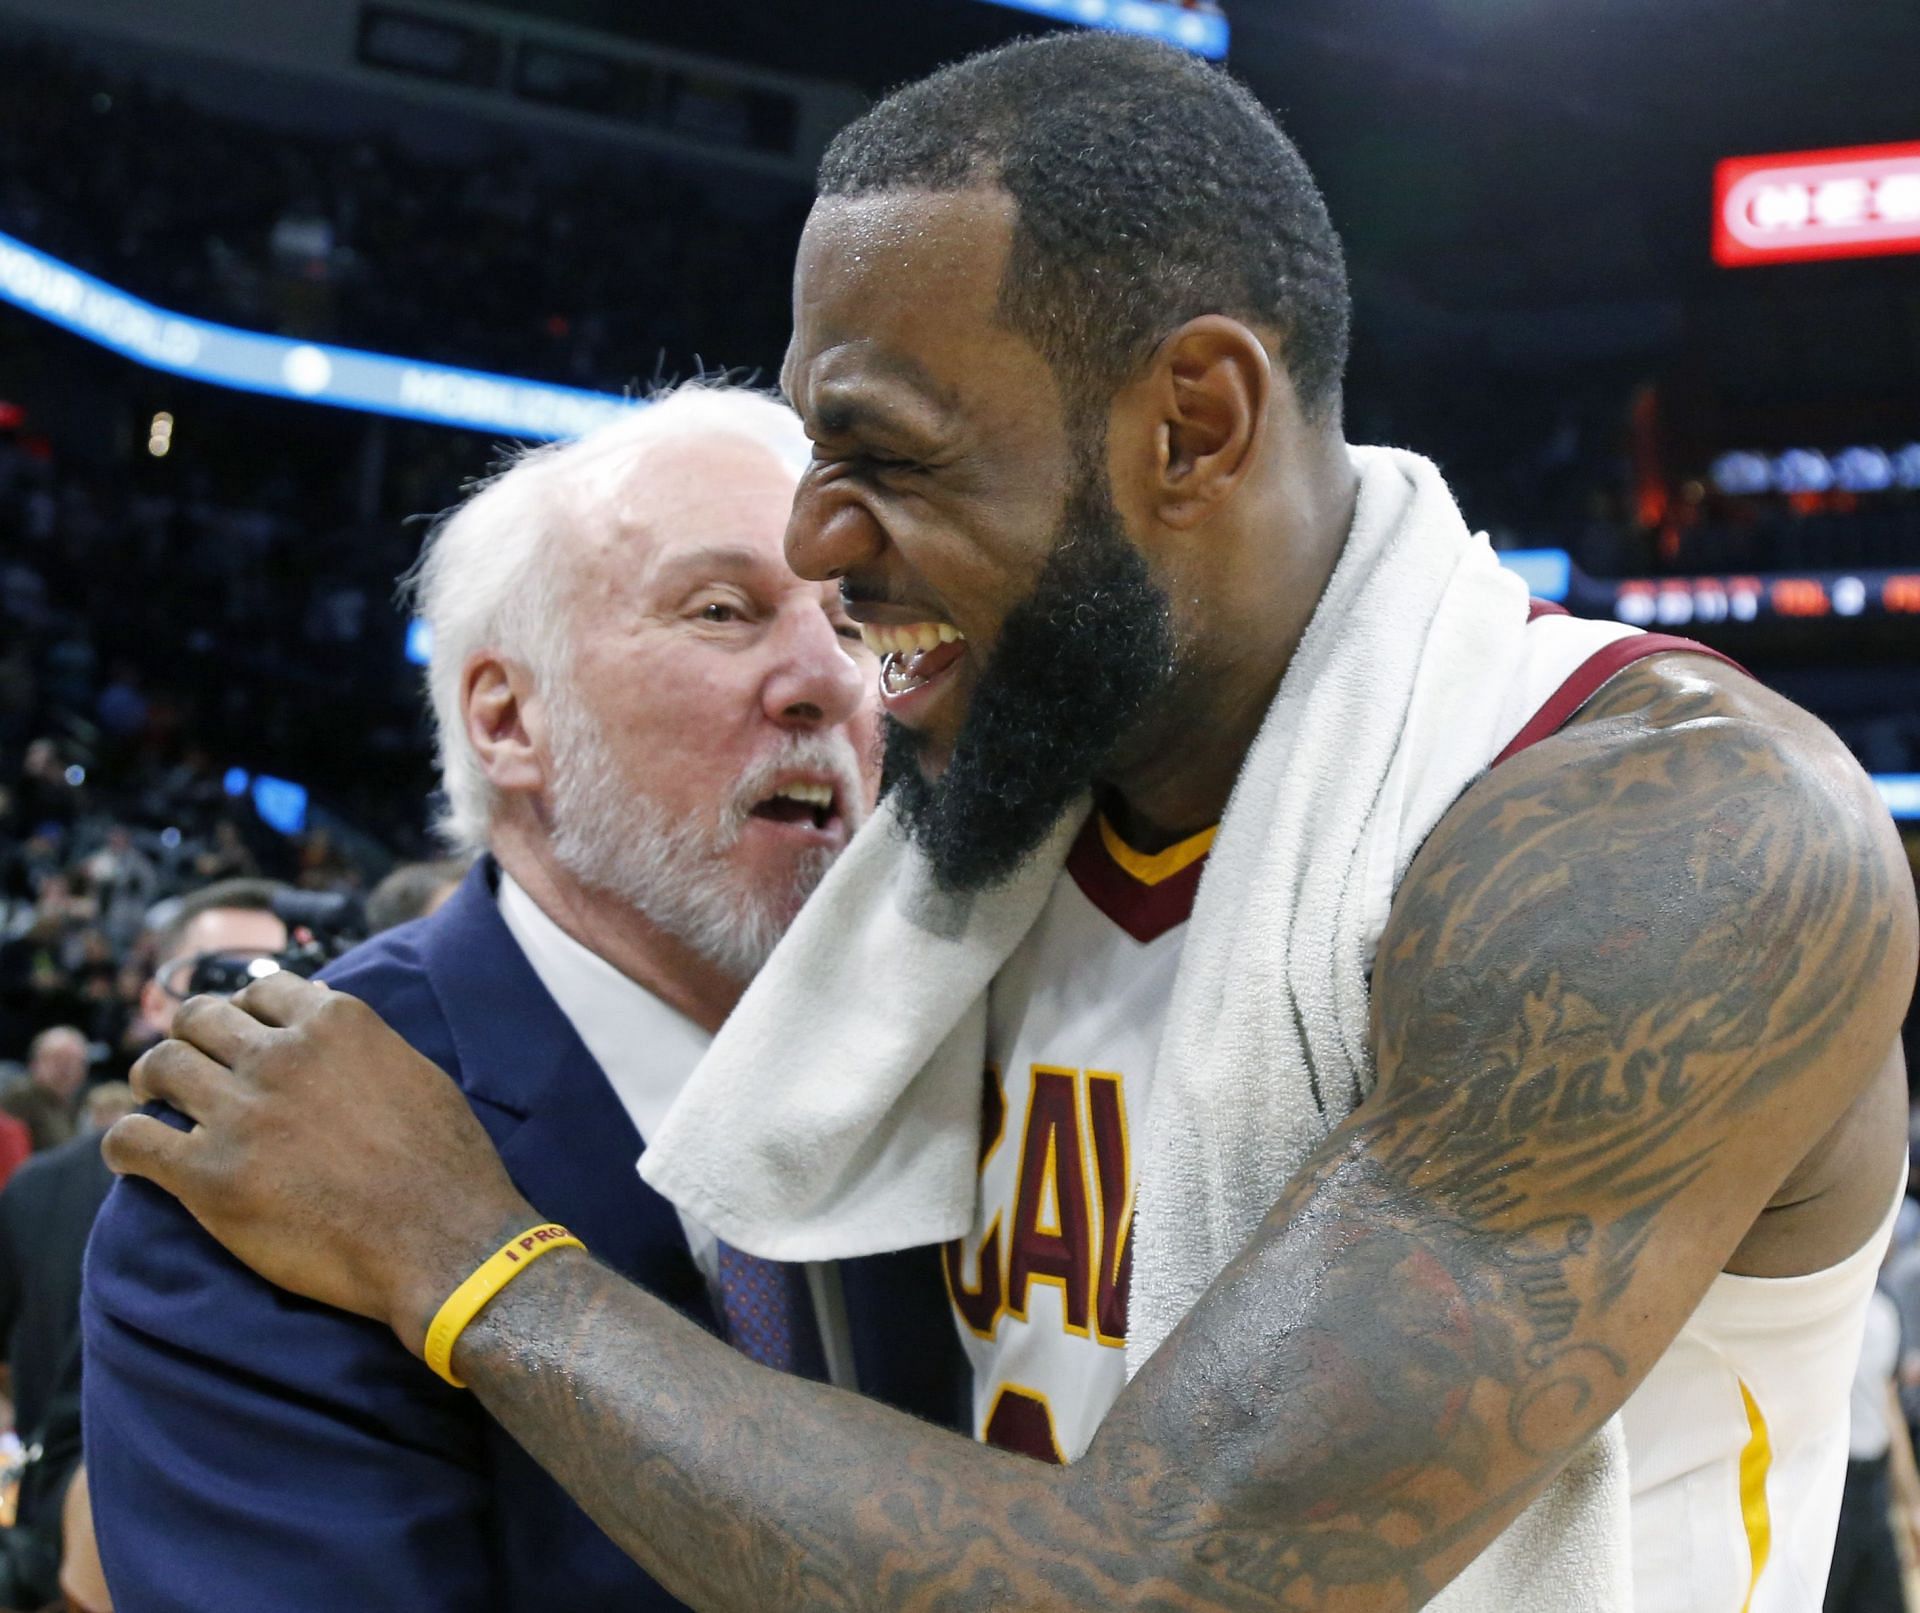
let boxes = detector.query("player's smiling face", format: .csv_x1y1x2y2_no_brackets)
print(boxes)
782,187,1090,777
781,186,1185,892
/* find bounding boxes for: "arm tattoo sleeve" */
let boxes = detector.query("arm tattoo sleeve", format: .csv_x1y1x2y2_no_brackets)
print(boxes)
455,670,1917,1612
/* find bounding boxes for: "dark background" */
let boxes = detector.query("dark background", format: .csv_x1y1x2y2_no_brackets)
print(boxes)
0,0,1914,909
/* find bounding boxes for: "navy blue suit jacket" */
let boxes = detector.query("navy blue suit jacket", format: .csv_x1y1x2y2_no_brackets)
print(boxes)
83,862,961,1612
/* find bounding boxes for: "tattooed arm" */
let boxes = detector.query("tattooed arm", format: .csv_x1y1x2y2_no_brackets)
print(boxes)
110,658,1918,1611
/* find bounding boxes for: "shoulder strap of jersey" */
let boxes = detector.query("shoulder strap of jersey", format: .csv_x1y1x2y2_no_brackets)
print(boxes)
1492,625,1747,769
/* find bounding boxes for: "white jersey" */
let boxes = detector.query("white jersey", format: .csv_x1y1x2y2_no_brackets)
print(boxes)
947,814,1208,1460
945,621,1896,1607
1623,1182,1901,1611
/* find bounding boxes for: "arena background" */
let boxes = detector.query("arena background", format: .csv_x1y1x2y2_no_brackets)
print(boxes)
0,1,1916,1271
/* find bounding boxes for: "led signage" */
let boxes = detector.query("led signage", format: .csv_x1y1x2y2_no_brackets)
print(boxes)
974,0,1227,59
0,227,634,440
1714,141,1920,266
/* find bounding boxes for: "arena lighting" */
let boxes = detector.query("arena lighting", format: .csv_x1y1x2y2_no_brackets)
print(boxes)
1710,443,1920,497
0,228,635,441
250,774,310,837
1495,550,1920,626
1612,568,1920,627
1877,776,1920,822
1495,548,1571,603
1714,141,1920,267
971,0,1228,59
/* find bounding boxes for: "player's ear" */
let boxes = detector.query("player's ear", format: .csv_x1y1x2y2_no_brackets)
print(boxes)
1115,316,1271,532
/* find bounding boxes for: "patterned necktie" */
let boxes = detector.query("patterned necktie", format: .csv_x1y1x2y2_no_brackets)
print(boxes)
714,1241,828,1380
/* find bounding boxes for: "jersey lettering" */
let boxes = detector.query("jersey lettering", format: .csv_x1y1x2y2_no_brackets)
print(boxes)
1007,1068,1092,1334
943,1066,1010,1337
943,1212,1005,1338
949,1064,1134,1348
982,1384,1065,1464
1086,1071,1132,1346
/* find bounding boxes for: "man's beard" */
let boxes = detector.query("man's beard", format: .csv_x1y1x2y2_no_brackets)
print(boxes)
544,684,864,982
884,465,1179,894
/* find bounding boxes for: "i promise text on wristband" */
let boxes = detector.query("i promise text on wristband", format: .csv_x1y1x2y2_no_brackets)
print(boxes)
424,1222,585,1387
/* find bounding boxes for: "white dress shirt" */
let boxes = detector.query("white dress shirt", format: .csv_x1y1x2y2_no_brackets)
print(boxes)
495,872,719,1281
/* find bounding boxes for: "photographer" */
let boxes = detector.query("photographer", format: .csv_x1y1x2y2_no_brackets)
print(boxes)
0,880,290,1612
134,880,290,1043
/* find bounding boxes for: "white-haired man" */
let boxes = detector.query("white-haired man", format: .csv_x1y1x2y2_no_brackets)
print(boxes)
82,386,962,1613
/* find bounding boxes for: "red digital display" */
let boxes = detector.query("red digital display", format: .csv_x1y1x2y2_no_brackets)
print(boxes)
1714,141,1920,266
1612,570,1909,627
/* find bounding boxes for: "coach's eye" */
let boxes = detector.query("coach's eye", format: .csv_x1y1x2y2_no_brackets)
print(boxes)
700,602,741,623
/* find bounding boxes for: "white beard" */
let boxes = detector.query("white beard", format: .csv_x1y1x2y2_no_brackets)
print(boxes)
544,684,861,982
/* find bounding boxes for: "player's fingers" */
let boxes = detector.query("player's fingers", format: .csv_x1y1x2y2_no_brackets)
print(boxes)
169,992,275,1066
130,1038,238,1125
231,969,330,1028
101,1112,200,1192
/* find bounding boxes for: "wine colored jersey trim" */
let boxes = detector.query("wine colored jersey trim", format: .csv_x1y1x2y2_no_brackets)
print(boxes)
1068,608,1739,943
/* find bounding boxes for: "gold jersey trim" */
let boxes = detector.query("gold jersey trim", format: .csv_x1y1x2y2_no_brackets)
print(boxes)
1736,1377,1773,1612
1095,815,1218,887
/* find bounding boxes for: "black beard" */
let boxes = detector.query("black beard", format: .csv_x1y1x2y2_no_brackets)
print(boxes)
883,468,1177,893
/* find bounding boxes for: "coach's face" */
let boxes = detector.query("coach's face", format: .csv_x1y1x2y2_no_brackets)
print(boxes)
552,432,878,925
783,188,1188,891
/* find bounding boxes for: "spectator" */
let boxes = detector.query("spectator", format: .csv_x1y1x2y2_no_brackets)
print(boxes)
27,1024,87,1106
365,855,470,934
0,1105,28,1193
81,1082,136,1133
80,828,157,950
0,895,263,1449
3,1025,87,1152
0,1113,109,1441
0,885,284,1611
136,878,289,1036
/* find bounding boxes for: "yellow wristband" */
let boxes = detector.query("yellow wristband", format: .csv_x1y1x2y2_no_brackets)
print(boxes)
424,1223,585,1388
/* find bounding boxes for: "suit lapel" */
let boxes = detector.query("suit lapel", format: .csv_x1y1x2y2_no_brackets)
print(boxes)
418,863,719,1331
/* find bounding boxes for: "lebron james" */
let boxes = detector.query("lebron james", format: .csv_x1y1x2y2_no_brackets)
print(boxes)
109,34,1915,1612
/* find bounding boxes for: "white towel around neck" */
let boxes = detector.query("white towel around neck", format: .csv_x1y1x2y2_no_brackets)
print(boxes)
643,444,1633,1610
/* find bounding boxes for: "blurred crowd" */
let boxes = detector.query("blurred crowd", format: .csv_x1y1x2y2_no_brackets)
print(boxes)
0,41,803,389
0,413,438,1119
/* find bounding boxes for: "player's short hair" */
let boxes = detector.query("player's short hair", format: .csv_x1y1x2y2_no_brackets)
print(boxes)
817,31,1351,434
405,381,810,856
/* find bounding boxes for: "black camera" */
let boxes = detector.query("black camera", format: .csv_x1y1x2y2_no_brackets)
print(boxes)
180,890,366,997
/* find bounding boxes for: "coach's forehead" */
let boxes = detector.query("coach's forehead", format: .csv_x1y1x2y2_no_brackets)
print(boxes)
785,188,1031,417
567,432,799,600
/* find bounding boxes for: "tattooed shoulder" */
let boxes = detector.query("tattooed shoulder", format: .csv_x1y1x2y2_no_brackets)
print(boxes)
1370,648,1915,1300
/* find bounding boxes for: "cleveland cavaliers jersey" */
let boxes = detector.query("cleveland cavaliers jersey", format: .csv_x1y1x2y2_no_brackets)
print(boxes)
947,812,1207,1461
943,615,1895,1607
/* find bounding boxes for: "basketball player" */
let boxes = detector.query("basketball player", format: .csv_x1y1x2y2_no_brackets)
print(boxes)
108,35,1914,1611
